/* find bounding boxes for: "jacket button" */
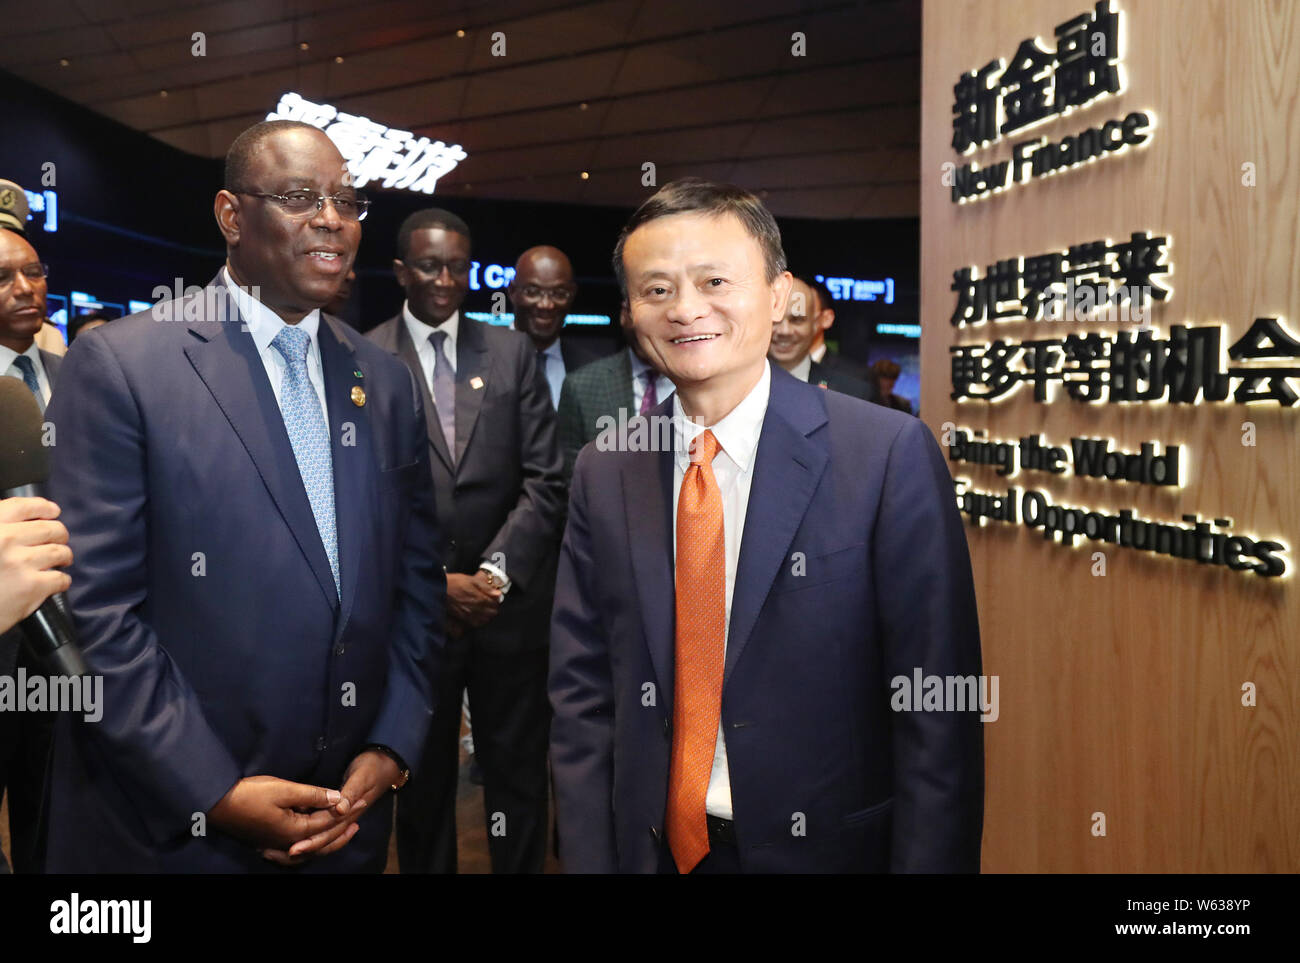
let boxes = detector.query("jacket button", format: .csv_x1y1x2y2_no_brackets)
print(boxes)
334,643,345,656
314,736,327,752
649,826,661,842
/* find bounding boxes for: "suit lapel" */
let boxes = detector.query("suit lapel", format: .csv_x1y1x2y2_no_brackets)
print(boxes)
393,316,453,471
182,277,339,613
39,349,62,393
319,316,373,639
452,318,490,466
622,402,677,712
612,351,635,412
724,372,829,686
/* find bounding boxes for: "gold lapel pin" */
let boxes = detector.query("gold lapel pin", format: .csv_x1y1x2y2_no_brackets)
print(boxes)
470,376,484,390
351,385,366,407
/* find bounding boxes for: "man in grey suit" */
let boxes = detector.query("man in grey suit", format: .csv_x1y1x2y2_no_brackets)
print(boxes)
367,208,566,873
0,219,63,873
557,304,674,481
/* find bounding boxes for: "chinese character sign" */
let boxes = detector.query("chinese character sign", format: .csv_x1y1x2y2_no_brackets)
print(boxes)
267,92,469,195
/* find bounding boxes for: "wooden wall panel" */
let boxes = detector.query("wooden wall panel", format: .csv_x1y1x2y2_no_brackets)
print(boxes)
920,0,1299,871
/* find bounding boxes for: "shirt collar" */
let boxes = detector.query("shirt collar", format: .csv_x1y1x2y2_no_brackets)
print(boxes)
810,341,827,363
403,301,458,353
223,265,320,356
0,339,41,372
540,338,563,360
672,361,772,474
628,347,654,379
790,354,813,382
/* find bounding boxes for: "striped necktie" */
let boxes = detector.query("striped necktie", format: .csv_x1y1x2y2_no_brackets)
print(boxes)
271,325,339,597
12,355,44,412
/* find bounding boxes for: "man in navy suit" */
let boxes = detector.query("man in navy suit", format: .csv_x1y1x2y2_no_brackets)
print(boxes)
549,178,983,873
43,120,444,872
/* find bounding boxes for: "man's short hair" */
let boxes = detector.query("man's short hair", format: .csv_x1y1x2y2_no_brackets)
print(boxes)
801,275,835,316
612,177,787,295
396,208,472,260
224,120,324,193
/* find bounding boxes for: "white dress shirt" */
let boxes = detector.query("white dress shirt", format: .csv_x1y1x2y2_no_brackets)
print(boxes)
222,266,328,417
629,348,674,411
809,341,827,363
402,302,459,383
789,354,813,383
0,341,52,406
671,361,772,820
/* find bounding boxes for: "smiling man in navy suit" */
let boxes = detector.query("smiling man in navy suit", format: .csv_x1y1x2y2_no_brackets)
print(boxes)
43,120,444,872
549,178,983,874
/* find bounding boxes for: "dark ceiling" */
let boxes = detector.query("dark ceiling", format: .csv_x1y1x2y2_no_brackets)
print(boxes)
3,0,921,218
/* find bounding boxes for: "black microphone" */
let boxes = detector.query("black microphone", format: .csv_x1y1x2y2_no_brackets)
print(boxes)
0,377,88,677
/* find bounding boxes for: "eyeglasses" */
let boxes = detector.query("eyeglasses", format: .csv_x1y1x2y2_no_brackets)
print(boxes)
0,262,48,289
403,258,471,278
237,190,370,221
518,285,575,305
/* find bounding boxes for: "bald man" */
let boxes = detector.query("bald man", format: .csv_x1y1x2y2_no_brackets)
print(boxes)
508,246,614,407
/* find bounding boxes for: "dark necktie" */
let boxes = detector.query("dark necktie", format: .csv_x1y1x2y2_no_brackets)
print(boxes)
12,355,44,412
429,329,456,458
639,370,658,414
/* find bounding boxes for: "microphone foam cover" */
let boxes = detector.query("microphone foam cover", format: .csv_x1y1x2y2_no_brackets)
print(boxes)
0,376,49,491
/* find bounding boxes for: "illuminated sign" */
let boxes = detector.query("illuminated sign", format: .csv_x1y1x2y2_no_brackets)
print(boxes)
951,318,1300,405
947,427,1182,485
466,312,611,328
948,1,1154,202
469,261,515,290
952,231,1171,325
23,188,57,232
877,323,921,338
815,274,895,304
267,92,467,195
952,478,1286,577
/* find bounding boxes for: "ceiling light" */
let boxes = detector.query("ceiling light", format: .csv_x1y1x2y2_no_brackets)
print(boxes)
334,55,344,64
299,42,310,51
456,29,466,38
58,58,70,67
580,171,590,180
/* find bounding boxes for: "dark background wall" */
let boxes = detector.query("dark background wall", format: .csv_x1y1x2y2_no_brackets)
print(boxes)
3,68,919,401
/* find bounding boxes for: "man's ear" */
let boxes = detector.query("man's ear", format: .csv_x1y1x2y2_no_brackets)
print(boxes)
771,271,794,321
392,257,408,288
214,190,241,246
819,306,836,333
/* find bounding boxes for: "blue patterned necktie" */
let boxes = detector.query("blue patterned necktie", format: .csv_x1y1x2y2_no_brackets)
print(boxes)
271,325,339,597
429,329,456,458
12,354,44,412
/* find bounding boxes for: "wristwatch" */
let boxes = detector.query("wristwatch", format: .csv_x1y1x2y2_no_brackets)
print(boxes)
364,744,411,791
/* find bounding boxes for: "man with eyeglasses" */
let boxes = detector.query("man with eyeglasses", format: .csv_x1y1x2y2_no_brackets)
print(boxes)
0,188,64,874
507,246,614,409
41,120,445,873
368,209,565,874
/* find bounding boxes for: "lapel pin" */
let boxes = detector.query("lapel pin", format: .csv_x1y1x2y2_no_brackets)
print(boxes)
353,368,364,379
350,385,366,407
470,376,484,390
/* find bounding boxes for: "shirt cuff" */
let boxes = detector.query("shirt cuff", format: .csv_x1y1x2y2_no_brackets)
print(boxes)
479,561,511,594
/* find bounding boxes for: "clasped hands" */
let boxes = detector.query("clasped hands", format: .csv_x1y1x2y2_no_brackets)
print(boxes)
208,749,400,866
444,569,503,637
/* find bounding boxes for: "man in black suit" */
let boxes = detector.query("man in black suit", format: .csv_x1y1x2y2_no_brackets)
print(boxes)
508,245,614,408
0,220,63,873
368,209,566,873
770,275,877,402
804,275,878,390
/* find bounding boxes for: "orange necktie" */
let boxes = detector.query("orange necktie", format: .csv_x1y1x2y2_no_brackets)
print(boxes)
667,428,726,873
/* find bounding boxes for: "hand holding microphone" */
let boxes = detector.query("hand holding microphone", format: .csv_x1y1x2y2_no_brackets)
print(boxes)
0,495,71,635
0,377,86,673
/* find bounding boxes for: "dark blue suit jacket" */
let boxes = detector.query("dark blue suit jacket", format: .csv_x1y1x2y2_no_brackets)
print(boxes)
549,365,983,873
43,275,444,872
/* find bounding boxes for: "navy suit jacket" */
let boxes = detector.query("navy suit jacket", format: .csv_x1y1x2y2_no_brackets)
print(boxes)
549,365,983,873
44,275,444,872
